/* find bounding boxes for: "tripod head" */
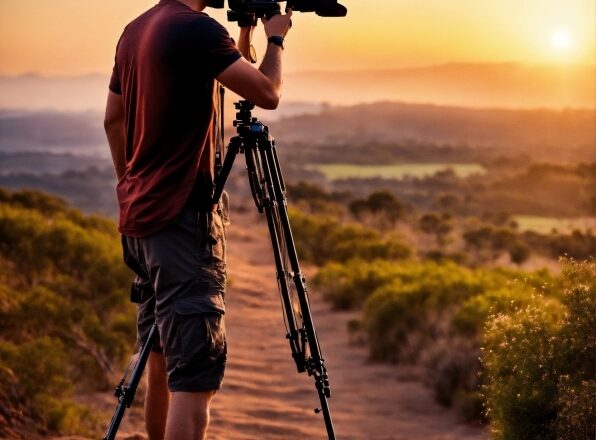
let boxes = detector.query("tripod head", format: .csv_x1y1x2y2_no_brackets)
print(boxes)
233,100,256,125
232,100,268,138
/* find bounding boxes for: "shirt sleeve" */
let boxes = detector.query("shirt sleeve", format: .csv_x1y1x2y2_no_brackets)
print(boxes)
190,16,242,78
109,32,125,95
109,61,122,95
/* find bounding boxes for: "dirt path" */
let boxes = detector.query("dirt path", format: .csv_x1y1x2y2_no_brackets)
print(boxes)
88,212,488,440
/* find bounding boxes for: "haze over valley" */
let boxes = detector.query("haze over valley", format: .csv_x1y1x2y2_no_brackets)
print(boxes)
1,62,594,112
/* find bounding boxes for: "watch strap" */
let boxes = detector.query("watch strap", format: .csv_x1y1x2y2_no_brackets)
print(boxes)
267,35,285,49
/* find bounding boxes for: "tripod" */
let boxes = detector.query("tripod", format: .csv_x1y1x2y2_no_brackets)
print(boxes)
103,100,336,440
213,100,336,438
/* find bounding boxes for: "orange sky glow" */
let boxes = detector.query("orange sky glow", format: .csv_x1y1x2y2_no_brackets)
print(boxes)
0,0,594,75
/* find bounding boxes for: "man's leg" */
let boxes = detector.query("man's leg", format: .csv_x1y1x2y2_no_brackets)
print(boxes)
146,352,170,440
139,207,227,440
164,391,216,440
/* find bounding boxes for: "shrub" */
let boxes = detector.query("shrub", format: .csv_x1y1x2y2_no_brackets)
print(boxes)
0,189,135,437
482,299,564,440
360,261,513,362
482,260,595,440
349,190,406,226
289,208,412,266
452,285,535,335
508,240,531,264
314,259,407,309
0,338,102,435
419,212,453,246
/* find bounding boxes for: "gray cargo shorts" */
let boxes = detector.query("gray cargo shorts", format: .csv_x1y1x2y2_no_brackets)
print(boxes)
122,202,228,392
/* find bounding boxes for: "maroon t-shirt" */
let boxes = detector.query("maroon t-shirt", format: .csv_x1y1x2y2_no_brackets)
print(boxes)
109,0,241,236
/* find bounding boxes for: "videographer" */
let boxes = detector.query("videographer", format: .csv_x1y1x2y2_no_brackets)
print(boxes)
103,1,292,439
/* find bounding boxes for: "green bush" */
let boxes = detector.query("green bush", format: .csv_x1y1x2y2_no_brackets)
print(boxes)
0,189,135,437
482,299,564,440
289,208,412,265
349,190,406,227
361,261,502,362
0,337,101,436
314,259,408,309
314,256,556,421
452,286,535,335
556,380,595,440
482,260,595,440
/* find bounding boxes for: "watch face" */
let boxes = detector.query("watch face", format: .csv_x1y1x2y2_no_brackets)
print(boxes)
249,44,258,64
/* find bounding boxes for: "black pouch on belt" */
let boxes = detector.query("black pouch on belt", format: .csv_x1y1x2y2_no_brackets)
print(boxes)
130,276,154,304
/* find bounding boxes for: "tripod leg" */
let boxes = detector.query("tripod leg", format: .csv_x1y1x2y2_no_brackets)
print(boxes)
103,323,158,440
254,140,336,440
212,136,242,206
262,144,325,360
226,100,336,439
244,146,305,371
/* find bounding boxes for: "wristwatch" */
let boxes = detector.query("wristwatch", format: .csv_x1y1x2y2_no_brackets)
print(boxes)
268,35,285,50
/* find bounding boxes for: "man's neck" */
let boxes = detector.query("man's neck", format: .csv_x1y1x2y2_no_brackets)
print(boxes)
176,0,205,12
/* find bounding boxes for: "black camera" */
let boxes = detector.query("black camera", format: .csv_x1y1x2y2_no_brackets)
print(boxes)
208,0,347,22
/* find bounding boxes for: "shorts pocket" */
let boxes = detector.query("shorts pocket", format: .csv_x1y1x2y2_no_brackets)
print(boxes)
198,211,226,264
172,299,226,369
204,313,226,358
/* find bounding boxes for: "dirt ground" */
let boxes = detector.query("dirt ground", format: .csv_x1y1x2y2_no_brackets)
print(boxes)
65,211,488,440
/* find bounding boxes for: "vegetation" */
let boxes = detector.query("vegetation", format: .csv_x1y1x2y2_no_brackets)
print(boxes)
0,165,118,218
482,260,595,440
0,107,592,437
289,208,412,265
328,162,594,219
349,190,406,228
313,257,555,420
0,189,134,438
308,163,486,181
289,181,594,429
287,178,594,265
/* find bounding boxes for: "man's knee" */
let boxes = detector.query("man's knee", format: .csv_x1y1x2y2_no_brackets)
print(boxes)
170,391,216,414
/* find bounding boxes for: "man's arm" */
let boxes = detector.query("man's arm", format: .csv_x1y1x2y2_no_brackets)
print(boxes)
217,10,292,110
104,91,127,181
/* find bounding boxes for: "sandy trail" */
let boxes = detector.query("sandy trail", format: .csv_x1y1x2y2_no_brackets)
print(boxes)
85,211,488,440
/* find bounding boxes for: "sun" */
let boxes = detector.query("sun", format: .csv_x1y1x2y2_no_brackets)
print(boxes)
550,29,574,51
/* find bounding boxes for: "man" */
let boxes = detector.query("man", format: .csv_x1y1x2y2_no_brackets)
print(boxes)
103,1,293,439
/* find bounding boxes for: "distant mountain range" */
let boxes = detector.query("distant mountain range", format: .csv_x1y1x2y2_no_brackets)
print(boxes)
268,102,595,162
0,110,106,156
282,63,595,108
1,101,593,166
1,62,594,111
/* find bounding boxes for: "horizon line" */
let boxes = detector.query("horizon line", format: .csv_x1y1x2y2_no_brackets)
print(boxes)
1,60,595,79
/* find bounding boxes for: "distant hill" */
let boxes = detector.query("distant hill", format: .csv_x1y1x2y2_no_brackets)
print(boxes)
283,63,596,108
0,110,106,155
269,102,596,157
1,101,593,166
1,63,594,111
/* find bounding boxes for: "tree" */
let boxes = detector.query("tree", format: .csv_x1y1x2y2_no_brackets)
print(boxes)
349,190,406,227
419,212,453,247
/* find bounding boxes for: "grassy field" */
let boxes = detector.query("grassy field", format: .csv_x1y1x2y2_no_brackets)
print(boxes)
307,163,486,180
513,215,596,234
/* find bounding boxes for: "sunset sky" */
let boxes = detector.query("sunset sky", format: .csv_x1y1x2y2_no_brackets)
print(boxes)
0,0,594,75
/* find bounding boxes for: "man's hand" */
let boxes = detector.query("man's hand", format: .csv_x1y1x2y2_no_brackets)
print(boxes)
263,9,293,38
217,9,294,110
